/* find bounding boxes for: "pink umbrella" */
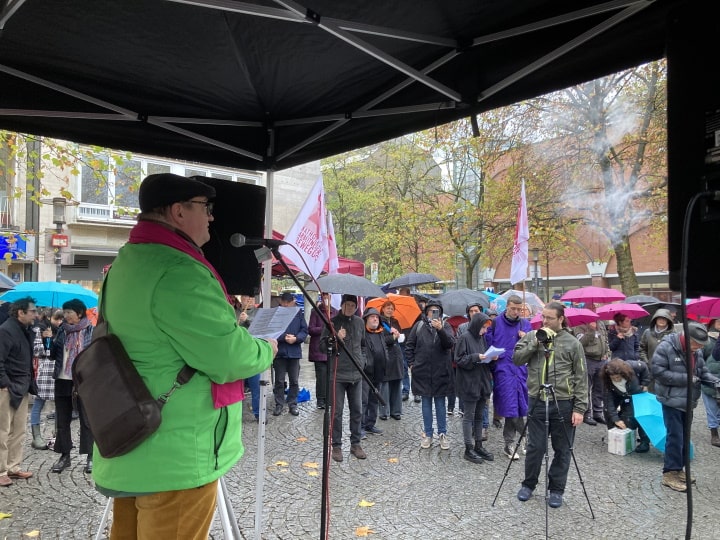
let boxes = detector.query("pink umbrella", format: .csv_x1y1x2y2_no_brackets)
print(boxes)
686,296,720,318
530,307,600,329
596,303,650,320
560,286,625,305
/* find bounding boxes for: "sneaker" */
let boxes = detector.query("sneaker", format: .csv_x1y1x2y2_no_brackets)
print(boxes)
447,409,454,416
504,445,519,460
439,433,450,450
481,428,488,441
420,434,432,449
366,425,383,435
360,430,368,440
520,438,527,455
331,447,343,462
662,471,687,492
517,485,533,501
413,395,421,403
456,410,464,418
548,491,563,508
317,400,325,409
350,444,367,459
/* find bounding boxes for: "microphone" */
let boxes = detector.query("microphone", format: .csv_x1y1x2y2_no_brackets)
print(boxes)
229,233,287,248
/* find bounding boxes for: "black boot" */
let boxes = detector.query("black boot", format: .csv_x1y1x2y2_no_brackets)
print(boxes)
464,444,484,464
51,453,71,473
84,454,93,473
474,441,495,461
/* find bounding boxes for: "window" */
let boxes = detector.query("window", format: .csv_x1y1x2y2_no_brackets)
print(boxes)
113,159,141,209
81,155,109,205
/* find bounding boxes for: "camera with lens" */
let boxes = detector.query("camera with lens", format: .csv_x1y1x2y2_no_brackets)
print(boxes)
536,327,556,345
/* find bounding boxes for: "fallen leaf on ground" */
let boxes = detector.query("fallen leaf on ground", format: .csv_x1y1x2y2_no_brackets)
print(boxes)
0,512,12,520
355,526,375,536
302,462,318,469
307,471,318,477
274,460,289,467
296,436,308,442
387,457,399,463
357,499,375,508
25,531,40,537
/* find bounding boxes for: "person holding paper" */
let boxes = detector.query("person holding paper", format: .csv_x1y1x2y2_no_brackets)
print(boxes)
272,292,309,417
454,312,496,464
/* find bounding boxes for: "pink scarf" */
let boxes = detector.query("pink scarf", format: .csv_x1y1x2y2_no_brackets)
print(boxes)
128,218,244,408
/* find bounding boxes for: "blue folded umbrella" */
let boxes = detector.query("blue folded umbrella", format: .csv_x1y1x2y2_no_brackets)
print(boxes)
632,392,693,457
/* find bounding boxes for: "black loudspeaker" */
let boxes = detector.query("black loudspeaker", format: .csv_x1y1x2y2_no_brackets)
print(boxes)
667,6,720,296
193,177,266,296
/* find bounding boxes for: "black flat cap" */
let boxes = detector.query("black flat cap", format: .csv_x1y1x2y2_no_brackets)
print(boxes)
138,173,216,212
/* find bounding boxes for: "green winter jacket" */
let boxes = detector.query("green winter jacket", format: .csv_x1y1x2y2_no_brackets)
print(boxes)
513,328,588,415
93,242,273,494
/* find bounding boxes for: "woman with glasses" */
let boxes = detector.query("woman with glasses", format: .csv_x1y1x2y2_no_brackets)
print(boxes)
50,298,94,474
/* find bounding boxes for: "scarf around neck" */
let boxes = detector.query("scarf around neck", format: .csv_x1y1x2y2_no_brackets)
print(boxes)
64,317,92,376
127,218,244,408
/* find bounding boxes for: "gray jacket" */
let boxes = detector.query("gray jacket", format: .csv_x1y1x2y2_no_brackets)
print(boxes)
320,312,366,383
651,333,720,411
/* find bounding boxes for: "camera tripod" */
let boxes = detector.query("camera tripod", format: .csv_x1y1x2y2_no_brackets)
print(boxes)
492,343,594,540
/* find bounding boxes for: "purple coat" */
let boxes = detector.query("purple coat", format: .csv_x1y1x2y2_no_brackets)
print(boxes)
308,305,337,362
486,312,530,417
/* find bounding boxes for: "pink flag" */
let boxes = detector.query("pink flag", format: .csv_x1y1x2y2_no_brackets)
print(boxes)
510,180,529,286
279,177,330,279
325,210,339,274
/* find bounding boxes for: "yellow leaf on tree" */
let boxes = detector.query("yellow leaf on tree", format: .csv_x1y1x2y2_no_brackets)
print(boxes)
387,457,399,463
355,526,375,536
302,462,319,469
274,460,289,467
25,531,40,538
0,512,12,520
357,499,375,508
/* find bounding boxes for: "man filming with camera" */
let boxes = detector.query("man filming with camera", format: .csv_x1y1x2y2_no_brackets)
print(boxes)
512,302,588,509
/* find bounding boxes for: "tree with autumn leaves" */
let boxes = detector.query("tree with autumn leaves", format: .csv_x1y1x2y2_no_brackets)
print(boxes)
323,61,667,295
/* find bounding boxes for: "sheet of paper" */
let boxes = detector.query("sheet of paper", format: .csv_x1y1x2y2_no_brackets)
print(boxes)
247,306,300,339
483,345,505,362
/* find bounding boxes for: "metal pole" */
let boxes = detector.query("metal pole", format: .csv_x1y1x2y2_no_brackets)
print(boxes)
54,224,62,282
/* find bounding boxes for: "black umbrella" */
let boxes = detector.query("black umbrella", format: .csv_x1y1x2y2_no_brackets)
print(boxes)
387,273,440,289
438,289,490,317
307,274,386,299
0,272,17,292
625,294,661,305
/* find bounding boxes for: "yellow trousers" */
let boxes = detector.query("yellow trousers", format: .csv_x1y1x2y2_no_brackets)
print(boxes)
110,480,218,540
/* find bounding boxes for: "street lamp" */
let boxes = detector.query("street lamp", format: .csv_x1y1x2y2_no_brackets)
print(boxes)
51,197,67,283
531,247,540,295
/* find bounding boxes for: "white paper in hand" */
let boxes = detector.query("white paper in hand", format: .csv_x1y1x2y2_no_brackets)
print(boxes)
247,307,300,339
483,345,505,362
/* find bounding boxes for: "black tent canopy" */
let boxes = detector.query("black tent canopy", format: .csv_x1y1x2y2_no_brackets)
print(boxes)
0,0,682,171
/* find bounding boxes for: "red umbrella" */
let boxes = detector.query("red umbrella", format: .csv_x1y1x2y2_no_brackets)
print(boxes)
560,286,625,305
530,307,600,329
596,303,650,320
686,296,720,318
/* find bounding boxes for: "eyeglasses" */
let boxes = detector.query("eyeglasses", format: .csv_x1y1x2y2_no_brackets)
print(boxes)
186,200,214,215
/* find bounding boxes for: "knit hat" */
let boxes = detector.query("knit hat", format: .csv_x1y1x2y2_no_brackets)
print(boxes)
687,321,708,345
341,294,358,305
279,292,295,302
138,173,216,212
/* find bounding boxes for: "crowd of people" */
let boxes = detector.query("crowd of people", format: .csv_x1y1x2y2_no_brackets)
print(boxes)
2,172,720,534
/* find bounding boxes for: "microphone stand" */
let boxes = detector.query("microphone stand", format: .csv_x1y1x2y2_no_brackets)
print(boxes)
268,245,385,540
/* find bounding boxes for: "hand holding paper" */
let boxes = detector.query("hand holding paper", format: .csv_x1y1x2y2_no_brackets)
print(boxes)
482,345,505,362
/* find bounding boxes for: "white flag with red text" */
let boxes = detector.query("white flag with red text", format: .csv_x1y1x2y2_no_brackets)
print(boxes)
325,210,339,274
509,180,529,286
279,177,330,279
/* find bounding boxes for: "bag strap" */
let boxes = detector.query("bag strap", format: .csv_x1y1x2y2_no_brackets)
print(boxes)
99,270,197,407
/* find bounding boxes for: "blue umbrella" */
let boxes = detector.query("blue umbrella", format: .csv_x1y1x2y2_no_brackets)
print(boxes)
632,392,694,457
0,281,98,308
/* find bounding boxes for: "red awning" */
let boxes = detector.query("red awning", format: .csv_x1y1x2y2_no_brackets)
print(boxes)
271,230,364,277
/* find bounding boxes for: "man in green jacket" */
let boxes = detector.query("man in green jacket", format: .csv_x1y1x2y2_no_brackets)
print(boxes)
94,173,276,538
513,301,588,509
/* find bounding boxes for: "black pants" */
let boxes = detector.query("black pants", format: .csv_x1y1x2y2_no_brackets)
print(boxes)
313,361,327,402
523,397,575,494
54,379,93,456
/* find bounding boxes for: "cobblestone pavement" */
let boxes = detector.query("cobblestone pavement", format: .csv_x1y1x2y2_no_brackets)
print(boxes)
2,359,719,539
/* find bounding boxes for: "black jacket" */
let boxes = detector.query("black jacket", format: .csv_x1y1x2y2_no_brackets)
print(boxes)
604,373,644,427
405,306,456,397
454,313,493,402
0,317,37,408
